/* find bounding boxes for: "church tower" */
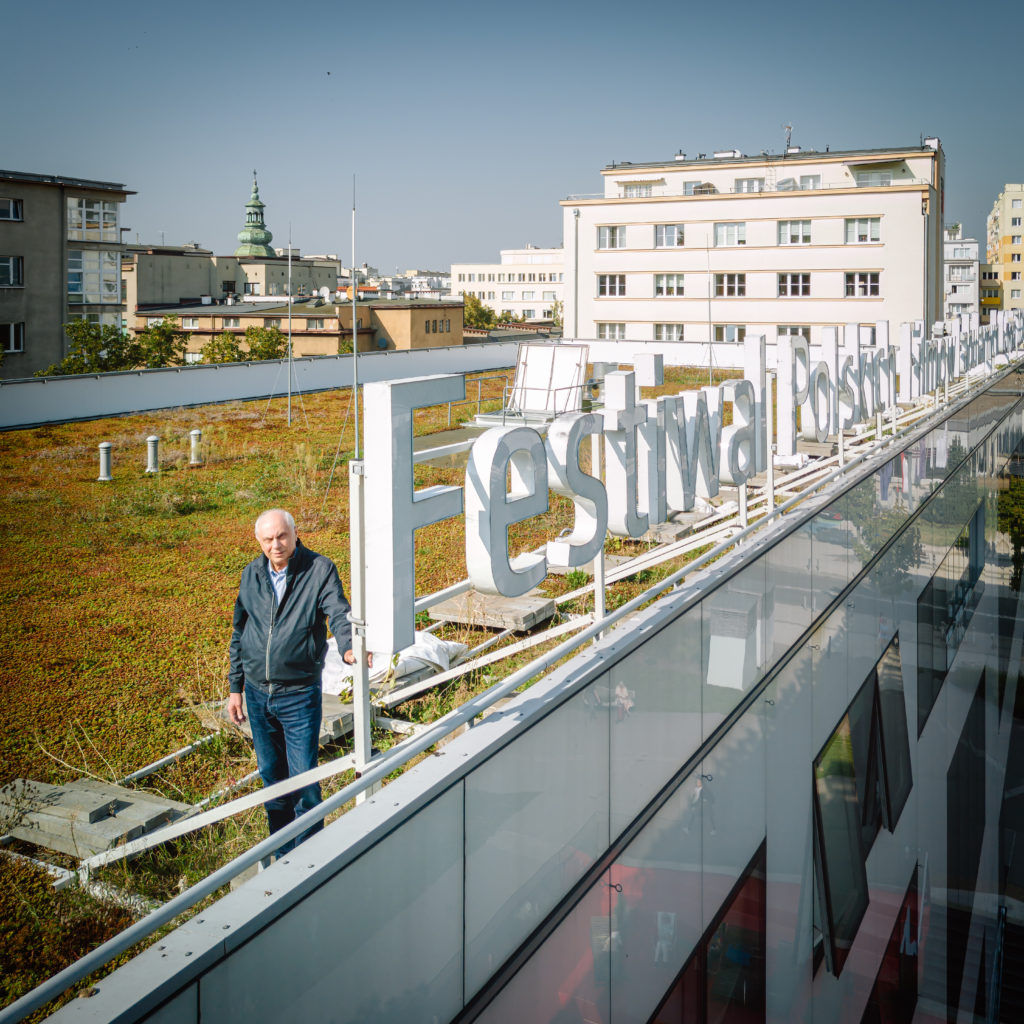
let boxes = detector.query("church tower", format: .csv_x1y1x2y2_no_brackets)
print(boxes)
234,171,276,258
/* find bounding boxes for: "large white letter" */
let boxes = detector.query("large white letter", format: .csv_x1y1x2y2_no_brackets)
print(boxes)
466,426,548,596
720,379,757,485
364,375,465,653
776,334,809,457
546,412,608,567
603,371,649,537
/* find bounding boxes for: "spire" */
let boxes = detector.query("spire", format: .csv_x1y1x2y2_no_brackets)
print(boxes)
234,171,275,258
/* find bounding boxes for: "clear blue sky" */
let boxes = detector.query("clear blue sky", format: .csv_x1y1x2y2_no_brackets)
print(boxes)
7,0,1021,270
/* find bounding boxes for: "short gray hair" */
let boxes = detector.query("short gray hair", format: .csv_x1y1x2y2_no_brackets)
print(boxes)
254,508,296,537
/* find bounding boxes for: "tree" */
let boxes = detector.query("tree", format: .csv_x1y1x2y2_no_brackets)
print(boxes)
135,316,189,368
201,331,244,364
463,293,498,330
550,299,563,328
498,309,523,324
35,320,142,377
243,325,288,361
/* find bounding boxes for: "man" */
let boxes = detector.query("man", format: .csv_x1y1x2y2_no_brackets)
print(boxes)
228,509,359,853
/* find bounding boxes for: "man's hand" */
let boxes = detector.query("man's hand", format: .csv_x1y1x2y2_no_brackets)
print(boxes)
228,692,246,725
343,649,373,667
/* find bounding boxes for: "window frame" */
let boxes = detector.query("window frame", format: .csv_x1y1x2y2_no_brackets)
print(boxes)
1,321,25,353
654,223,685,248
778,219,811,245
713,222,746,247
0,255,24,288
597,225,626,249
778,272,811,297
596,322,625,340
597,274,626,298
654,273,685,297
845,217,881,244
0,198,24,221
714,273,746,297
845,271,880,297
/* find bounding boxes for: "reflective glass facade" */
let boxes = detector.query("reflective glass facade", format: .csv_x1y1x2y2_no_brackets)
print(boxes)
48,367,1024,1024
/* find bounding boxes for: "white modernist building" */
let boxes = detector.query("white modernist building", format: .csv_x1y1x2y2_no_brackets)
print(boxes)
943,226,980,323
451,245,564,322
561,141,944,350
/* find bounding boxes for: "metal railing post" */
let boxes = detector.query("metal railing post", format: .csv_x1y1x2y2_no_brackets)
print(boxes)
348,460,374,802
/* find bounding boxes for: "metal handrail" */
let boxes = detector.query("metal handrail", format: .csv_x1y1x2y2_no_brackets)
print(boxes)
3,342,1020,1024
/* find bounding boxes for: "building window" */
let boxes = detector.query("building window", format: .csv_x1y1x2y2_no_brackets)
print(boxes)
522,290,535,300
714,222,746,246
518,273,525,282
223,317,240,328
67,250,118,303
487,291,495,300
597,274,626,297
1013,218,1022,227
654,273,684,297
654,323,683,341
813,635,912,976
542,290,556,301
181,317,199,329
778,220,811,245
0,255,24,287
1013,254,1022,263
917,502,984,735
800,174,821,189
655,223,685,247
714,324,745,342
425,319,431,333
597,226,626,249
854,169,893,187
444,319,450,331
1014,199,1023,209
67,197,119,241
244,281,262,296
734,177,764,193
778,325,809,340
0,198,23,221
622,182,652,198
597,322,625,340
845,272,880,296
862,870,919,1022
683,180,713,195
522,309,535,319
778,273,811,296
1013,289,1022,299
1013,272,1022,281
222,280,235,293
501,291,514,300
265,318,281,327
528,274,535,282
1,322,25,353
845,217,881,243
1012,236,1022,245
714,273,746,297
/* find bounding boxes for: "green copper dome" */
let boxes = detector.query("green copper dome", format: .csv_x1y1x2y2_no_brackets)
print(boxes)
234,171,275,258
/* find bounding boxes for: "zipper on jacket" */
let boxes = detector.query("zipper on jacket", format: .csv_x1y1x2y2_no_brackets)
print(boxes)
266,583,278,695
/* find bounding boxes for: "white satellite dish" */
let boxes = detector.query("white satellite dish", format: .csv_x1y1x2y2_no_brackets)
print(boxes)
318,286,330,300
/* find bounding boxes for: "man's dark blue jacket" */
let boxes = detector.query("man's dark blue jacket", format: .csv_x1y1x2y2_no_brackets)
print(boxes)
228,540,352,694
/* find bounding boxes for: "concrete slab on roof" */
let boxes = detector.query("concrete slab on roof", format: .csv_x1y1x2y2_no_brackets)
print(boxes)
427,590,556,631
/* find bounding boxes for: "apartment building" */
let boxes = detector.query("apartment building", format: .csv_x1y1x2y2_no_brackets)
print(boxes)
981,262,1002,324
986,183,1024,314
561,141,944,348
451,245,563,322
0,169,133,379
943,225,979,322
132,296,464,357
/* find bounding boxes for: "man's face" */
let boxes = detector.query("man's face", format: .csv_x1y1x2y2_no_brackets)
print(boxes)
257,514,297,571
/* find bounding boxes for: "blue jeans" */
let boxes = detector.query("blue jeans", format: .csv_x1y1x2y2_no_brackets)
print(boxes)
245,681,323,855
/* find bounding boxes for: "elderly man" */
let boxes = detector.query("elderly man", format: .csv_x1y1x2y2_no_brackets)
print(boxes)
228,509,358,853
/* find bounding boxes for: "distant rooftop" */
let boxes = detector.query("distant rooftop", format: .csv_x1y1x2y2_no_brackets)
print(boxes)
0,168,135,194
602,141,940,174
138,296,464,316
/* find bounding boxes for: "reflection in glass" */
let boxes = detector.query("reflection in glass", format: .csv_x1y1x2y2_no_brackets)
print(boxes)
815,633,913,976
814,715,869,975
877,638,912,827
649,844,765,1024
860,871,919,1024
916,502,985,735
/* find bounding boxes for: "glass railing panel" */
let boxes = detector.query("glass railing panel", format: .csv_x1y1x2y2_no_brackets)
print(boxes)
700,703,767,929
609,606,702,837
477,870,612,1024
607,773,706,1024
766,520,814,666
199,784,465,1024
811,496,850,617
463,675,611,999
764,646,815,1023
702,560,766,741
